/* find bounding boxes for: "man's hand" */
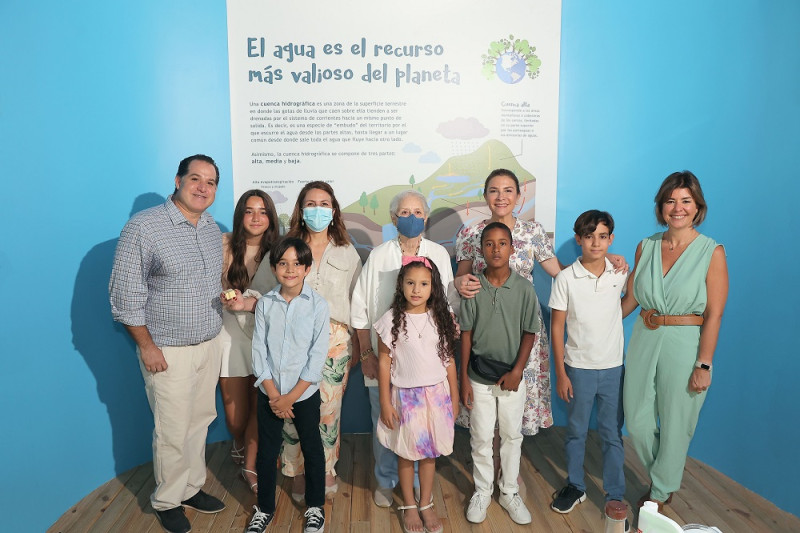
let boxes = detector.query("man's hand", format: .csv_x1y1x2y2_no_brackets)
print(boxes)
140,344,168,373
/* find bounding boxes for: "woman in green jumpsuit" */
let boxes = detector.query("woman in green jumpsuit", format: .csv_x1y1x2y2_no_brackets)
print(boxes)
621,171,728,508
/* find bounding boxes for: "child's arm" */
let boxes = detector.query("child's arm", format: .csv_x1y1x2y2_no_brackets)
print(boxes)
459,329,474,408
497,331,535,392
377,337,399,429
550,309,573,402
446,355,459,420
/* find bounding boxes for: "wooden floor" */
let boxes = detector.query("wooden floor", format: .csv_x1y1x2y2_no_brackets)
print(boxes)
50,428,799,533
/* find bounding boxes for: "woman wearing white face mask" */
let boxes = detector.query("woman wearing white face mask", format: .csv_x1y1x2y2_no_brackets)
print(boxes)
281,181,362,501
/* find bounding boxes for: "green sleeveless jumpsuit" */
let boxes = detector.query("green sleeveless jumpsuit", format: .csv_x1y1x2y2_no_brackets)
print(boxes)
623,232,719,502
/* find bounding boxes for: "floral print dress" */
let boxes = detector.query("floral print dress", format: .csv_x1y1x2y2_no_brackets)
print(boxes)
455,218,554,435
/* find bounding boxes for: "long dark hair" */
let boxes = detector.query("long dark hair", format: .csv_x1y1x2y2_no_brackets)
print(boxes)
287,181,351,246
389,260,457,365
227,190,280,291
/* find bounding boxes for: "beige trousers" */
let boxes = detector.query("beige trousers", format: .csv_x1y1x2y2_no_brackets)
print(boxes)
139,336,222,510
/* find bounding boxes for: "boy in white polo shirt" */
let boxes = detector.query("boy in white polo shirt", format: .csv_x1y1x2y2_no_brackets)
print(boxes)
549,210,627,514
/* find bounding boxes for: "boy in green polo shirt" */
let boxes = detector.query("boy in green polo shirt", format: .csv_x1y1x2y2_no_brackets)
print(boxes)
460,221,539,525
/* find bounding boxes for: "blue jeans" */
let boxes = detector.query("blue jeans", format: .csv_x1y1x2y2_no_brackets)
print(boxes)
564,364,625,501
368,385,418,489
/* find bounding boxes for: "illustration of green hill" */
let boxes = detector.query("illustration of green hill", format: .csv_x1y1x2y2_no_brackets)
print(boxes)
342,139,535,227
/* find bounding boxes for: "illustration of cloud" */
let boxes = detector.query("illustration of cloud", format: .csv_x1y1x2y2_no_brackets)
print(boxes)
403,142,422,153
265,190,289,204
436,117,489,139
418,151,441,164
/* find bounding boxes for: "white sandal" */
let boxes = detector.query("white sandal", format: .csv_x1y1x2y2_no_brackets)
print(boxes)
418,501,443,533
398,504,423,533
241,468,258,494
230,441,245,465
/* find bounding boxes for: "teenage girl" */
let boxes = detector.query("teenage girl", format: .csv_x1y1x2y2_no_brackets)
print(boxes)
375,257,459,533
219,190,280,493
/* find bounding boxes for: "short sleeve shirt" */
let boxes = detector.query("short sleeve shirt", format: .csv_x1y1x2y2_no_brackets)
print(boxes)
460,270,540,385
374,309,449,388
549,258,627,369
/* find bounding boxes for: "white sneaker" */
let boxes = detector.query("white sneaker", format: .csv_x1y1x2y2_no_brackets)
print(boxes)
466,492,490,523
373,486,393,508
499,492,531,525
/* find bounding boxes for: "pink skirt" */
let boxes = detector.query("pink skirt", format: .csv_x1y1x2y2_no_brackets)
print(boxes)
377,381,454,461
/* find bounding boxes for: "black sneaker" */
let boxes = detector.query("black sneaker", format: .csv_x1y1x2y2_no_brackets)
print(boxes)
181,490,225,513
155,506,191,533
303,506,325,533
551,484,587,514
246,506,274,533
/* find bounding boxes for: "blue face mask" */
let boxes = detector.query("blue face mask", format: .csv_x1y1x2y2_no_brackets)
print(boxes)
302,206,333,232
396,214,425,238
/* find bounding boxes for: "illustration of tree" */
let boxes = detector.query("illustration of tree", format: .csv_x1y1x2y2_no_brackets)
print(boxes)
358,191,368,213
278,213,290,232
369,194,379,215
409,174,415,187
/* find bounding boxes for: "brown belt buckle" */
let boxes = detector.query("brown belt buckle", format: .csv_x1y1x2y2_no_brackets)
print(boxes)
642,309,660,330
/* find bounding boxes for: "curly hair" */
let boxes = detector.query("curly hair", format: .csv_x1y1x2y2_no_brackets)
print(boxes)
388,260,457,365
227,190,280,291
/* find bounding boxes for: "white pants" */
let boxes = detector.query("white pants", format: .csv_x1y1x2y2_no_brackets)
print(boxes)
468,378,525,496
139,337,222,510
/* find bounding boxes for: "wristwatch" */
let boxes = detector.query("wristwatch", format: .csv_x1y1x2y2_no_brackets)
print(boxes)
694,360,712,371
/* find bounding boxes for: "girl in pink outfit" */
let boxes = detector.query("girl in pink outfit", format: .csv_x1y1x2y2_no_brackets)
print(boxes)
375,257,459,533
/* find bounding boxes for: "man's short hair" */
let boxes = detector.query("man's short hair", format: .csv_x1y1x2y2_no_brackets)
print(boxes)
173,154,220,194
573,210,615,236
269,237,313,268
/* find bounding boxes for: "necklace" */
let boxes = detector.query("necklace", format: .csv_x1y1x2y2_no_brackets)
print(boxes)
398,237,420,256
407,312,429,338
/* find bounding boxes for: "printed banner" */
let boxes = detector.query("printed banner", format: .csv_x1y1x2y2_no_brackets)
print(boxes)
227,0,562,250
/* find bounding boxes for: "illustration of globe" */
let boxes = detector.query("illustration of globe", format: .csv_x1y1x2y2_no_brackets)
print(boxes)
495,51,527,84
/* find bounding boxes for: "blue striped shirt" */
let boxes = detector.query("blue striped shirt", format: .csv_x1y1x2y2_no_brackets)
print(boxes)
109,197,223,346
252,282,330,401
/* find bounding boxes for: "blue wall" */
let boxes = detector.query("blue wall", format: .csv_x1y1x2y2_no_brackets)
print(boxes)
1,1,797,531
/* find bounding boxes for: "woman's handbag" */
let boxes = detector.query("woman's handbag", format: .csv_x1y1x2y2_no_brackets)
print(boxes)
470,353,514,383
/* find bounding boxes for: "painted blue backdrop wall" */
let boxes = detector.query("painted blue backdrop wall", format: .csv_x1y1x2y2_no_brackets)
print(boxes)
1,1,797,531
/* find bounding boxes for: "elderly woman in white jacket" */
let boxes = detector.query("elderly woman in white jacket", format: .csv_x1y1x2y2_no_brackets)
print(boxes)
350,189,454,508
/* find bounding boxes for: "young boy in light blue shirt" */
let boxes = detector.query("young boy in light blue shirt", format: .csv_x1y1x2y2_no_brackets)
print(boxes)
247,237,329,533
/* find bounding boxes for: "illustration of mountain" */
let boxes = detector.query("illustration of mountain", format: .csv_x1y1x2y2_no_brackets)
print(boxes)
342,139,537,251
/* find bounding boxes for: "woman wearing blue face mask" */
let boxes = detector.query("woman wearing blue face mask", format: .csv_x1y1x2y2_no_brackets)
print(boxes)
282,181,362,501
350,189,456,512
